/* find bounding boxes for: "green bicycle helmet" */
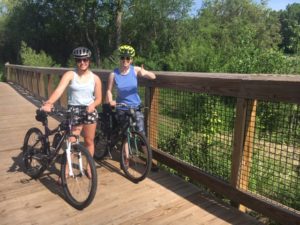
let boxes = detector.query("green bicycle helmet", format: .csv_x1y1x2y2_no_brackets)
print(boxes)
118,45,135,57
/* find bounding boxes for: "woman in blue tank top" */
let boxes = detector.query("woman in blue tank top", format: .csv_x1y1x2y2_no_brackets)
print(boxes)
106,44,156,167
41,47,102,179
106,44,156,133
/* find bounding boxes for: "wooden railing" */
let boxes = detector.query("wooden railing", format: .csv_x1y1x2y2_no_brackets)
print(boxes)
5,63,300,224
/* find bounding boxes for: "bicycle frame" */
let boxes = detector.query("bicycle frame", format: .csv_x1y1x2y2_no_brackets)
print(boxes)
24,108,98,209
39,109,83,177
100,105,139,156
95,103,152,183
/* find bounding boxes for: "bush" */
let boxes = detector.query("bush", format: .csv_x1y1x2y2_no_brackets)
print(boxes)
164,39,214,72
20,41,60,67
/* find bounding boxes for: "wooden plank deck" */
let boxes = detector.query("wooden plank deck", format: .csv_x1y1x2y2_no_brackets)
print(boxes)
0,82,262,225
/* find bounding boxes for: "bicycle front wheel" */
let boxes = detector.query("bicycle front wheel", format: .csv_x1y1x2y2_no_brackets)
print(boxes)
61,144,97,210
23,127,46,179
120,131,152,183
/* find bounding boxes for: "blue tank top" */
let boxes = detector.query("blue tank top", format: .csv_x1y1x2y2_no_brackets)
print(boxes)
68,70,95,106
114,65,141,108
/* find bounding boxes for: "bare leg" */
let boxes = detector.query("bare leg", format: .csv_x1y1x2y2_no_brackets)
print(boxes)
123,141,129,167
82,123,97,156
82,123,97,178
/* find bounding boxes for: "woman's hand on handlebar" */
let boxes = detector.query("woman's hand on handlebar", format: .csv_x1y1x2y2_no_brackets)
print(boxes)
41,102,53,112
109,100,116,107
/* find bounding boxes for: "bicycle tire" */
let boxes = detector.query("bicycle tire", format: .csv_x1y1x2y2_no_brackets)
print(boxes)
93,128,109,162
22,127,47,179
61,144,97,210
120,131,152,183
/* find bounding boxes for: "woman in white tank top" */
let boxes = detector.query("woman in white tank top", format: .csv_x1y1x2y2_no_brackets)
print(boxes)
41,47,102,179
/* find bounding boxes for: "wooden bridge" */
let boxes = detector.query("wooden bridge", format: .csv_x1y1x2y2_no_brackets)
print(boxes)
2,64,300,225
0,82,264,225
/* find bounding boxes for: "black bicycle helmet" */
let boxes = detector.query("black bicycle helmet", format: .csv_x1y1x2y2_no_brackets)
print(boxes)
72,47,92,59
118,45,135,57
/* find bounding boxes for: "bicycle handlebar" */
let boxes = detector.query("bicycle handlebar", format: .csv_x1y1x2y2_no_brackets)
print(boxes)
115,103,134,108
51,108,72,117
115,103,145,110
37,107,76,118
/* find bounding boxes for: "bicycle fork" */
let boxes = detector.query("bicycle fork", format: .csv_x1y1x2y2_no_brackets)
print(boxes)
65,141,85,177
66,141,75,177
127,130,139,155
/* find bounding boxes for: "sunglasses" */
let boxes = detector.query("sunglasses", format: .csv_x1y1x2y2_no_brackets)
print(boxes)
76,58,89,63
120,56,131,61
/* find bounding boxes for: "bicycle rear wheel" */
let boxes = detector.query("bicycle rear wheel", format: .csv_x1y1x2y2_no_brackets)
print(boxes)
61,144,97,210
23,127,46,179
120,131,152,183
94,128,109,161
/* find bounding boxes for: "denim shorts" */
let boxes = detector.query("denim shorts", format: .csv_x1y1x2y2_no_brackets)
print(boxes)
116,109,145,135
69,105,98,126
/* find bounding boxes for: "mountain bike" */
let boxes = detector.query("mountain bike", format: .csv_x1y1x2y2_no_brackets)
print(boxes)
22,107,97,210
94,103,152,183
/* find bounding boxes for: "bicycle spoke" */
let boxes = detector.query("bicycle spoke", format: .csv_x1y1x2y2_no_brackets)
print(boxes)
65,151,91,201
23,128,45,178
121,131,152,183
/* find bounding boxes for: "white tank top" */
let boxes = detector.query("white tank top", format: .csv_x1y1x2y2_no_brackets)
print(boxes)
67,70,95,106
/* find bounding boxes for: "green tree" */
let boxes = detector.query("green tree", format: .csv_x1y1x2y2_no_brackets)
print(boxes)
122,0,193,57
164,0,284,73
279,3,300,55
1,0,118,66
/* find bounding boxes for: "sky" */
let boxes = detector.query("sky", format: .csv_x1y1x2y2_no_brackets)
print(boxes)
192,0,300,14
263,0,300,11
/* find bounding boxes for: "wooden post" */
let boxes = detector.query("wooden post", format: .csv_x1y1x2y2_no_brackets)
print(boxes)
32,72,39,97
27,71,31,91
4,63,10,81
15,68,18,84
144,87,150,137
231,97,247,207
23,70,26,90
148,87,159,169
47,74,55,99
22,70,26,89
38,73,46,100
238,99,257,212
19,69,24,87
230,98,257,211
21,70,25,89
148,87,159,148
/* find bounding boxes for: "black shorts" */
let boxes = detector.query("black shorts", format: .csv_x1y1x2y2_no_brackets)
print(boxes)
68,105,98,126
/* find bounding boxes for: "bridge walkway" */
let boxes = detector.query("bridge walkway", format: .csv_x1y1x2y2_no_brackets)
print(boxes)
0,82,262,225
